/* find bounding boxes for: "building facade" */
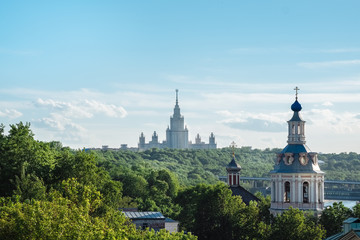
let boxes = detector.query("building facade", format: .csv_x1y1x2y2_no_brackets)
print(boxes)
138,89,216,151
270,88,324,215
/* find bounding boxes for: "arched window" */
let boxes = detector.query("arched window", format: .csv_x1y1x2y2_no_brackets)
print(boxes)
292,124,295,134
303,182,309,203
284,181,290,202
297,124,301,134
318,182,322,203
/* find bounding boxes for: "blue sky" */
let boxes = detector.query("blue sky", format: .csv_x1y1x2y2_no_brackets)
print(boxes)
1,1,360,153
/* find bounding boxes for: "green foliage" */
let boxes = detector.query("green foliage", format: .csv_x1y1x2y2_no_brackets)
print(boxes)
176,183,270,240
319,202,353,237
0,185,136,239
11,165,46,202
271,207,326,240
353,203,360,218
94,147,279,189
0,122,56,196
0,179,196,240
132,229,197,240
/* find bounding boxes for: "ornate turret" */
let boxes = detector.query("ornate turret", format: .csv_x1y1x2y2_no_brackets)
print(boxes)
138,132,146,150
287,86,306,144
152,131,158,143
270,87,324,216
226,141,259,205
227,142,241,186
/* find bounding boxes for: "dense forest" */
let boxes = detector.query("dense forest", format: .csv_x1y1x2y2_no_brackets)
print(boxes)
93,145,360,187
0,122,360,239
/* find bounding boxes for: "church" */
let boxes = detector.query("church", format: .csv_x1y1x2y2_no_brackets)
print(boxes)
269,87,325,215
138,90,217,151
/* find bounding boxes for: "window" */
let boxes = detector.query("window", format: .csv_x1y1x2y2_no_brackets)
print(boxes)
142,223,149,230
284,181,290,202
303,182,309,203
318,182,321,203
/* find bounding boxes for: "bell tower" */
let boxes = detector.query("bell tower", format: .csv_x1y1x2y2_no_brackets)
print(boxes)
270,87,324,215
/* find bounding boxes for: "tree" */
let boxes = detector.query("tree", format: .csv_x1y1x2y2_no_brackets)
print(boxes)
176,183,268,240
0,122,55,196
319,202,353,237
0,179,196,240
353,203,360,218
270,207,325,240
11,165,46,202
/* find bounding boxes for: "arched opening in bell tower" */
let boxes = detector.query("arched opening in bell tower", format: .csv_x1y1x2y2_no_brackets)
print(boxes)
303,182,309,203
284,181,290,203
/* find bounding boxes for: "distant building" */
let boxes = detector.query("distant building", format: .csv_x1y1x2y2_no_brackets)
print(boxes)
122,210,179,233
270,87,325,215
138,89,217,151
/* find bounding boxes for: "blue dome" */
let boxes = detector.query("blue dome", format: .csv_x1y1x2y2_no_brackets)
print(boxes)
291,100,302,112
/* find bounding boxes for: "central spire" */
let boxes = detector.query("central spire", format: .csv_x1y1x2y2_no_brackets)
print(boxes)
173,89,181,118
176,89,179,106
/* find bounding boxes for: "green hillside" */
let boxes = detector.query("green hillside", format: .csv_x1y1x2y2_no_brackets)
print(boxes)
93,147,360,185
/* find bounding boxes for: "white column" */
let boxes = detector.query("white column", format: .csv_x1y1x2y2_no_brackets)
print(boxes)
310,176,315,203
298,177,301,203
291,176,296,203
278,176,282,203
321,178,325,202
315,177,319,205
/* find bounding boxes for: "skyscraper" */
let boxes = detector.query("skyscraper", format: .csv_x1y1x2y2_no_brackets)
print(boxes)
138,89,216,150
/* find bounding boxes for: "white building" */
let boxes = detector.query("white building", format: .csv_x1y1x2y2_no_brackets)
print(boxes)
270,88,325,215
138,90,216,150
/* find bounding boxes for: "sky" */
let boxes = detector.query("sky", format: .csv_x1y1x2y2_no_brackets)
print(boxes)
1,1,360,153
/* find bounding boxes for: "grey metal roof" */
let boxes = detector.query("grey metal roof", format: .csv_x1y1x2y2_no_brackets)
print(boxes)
281,144,311,154
270,144,324,174
123,211,165,220
344,217,360,223
226,156,241,171
230,186,259,205
289,111,304,121
165,218,178,223
325,232,344,240
325,230,360,240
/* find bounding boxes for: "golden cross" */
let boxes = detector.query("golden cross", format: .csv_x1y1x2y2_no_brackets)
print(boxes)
230,141,237,157
294,86,300,100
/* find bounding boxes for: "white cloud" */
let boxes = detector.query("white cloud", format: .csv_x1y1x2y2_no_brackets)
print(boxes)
84,100,127,118
322,101,333,106
298,60,360,68
39,113,86,132
0,109,22,119
35,98,127,119
217,110,287,132
306,109,360,134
